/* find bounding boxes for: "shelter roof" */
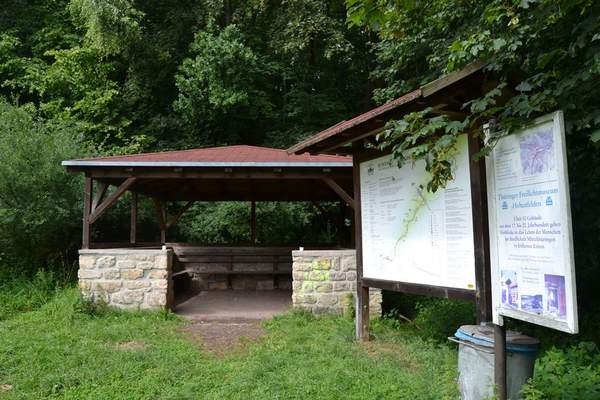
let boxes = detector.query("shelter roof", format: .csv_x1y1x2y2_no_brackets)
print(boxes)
287,61,487,155
63,145,353,203
63,145,351,168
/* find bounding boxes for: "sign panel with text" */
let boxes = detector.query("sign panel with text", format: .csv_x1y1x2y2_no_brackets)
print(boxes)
360,134,476,290
486,111,578,333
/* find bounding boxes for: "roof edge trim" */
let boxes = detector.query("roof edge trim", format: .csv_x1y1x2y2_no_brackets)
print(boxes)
61,161,353,168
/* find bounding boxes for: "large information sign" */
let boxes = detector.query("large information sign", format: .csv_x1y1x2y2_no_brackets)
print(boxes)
360,134,476,290
486,111,578,333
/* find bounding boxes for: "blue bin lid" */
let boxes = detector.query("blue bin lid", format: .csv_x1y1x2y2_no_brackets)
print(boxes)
455,325,540,354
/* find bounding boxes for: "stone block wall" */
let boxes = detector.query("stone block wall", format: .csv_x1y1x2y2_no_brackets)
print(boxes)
78,248,173,310
292,249,382,316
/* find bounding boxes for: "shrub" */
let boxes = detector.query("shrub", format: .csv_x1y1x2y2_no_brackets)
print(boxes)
0,100,89,271
522,342,600,399
413,298,475,342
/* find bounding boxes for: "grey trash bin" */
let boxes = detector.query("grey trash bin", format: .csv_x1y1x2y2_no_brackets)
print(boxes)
450,325,539,400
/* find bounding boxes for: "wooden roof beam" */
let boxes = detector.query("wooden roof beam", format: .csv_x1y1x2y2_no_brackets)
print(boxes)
89,178,137,224
322,177,355,209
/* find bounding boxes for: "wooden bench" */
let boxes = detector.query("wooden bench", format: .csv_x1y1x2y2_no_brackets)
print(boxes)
169,245,294,289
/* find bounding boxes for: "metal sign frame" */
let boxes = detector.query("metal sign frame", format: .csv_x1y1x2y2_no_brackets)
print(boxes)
486,110,578,334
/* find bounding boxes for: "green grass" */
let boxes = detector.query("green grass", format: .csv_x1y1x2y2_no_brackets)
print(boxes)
0,288,459,399
0,270,72,321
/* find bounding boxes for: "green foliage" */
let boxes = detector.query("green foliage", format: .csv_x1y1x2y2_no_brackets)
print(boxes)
522,342,600,399
347,0,600,188
376,107,467,191
176,202,345,245
2,0,372,150
412,298,475,342
68,0,144,55
174,25,274,145
0,270,72,321
0,100,89,269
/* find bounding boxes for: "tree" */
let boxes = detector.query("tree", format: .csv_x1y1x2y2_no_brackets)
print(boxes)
346,0,600,321
174,25,274,146
0,100,90,269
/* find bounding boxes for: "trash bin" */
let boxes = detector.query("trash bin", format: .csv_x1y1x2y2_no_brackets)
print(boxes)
449,325,539,400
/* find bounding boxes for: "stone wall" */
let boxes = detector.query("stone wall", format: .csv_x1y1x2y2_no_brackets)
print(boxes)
78,248,173,310
291,249,382,316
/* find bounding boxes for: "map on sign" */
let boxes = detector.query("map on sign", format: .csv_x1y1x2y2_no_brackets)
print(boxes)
519,130,555,176
487,111,578,334
360,134,476,290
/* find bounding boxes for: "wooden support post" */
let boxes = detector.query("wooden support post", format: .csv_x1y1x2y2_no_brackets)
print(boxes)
353,142,369,341
468,133,493,323
82,177,92,249
250,200,257,245
130,191,137,245
494,323,507,400
152,198,167,244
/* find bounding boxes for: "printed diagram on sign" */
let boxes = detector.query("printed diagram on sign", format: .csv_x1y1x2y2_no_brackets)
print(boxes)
501,270,518,309
545,274,567,319
394,183,433,252
519,129,555,175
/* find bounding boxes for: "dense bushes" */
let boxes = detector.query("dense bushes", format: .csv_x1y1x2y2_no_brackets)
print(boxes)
0,100,89,272
522,342,600,399
176,201,347,246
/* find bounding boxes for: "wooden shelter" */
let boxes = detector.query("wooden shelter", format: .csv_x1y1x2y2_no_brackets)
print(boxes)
63,145,354,249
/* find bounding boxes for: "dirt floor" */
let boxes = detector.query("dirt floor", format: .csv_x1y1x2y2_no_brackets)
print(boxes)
174,290,292,354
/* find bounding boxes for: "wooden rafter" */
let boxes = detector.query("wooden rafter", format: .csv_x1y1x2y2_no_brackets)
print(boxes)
130,191,137,245
321,177,355,209
88,177,137,224
166,201,194,229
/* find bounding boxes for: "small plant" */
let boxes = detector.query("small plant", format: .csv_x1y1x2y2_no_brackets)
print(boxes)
521,342,600,399
74,295,110,317
413,298,475,342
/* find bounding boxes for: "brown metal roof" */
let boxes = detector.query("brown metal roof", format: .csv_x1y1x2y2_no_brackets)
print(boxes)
63,145,354,203
63,145,351,168
287,61,486,155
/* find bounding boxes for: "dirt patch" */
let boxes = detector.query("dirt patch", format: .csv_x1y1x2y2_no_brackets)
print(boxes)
182,319,265,356
111,340,147,351
1,384,13,391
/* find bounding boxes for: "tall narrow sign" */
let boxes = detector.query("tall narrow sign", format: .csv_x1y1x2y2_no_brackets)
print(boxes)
486,111,578,333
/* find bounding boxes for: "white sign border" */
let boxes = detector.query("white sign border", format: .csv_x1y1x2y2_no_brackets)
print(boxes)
486,110,578,334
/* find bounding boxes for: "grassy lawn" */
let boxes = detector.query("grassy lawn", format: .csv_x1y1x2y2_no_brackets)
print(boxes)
0,288,459,399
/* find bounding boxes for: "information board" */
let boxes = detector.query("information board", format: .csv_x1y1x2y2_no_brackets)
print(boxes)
486,111,578,333
360,134,476,290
